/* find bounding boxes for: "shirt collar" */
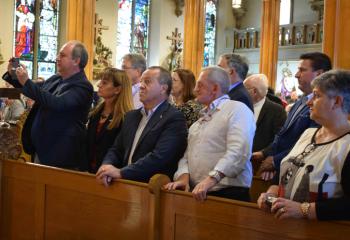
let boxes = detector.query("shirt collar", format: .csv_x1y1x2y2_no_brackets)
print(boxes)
254,97,266,108
141,100,166,118
132,82,140,96
228,81,242,91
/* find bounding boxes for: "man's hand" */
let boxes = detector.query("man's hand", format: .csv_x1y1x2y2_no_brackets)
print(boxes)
15,64,29,86
163,173,190,192
96,164,122,187
192,176,217,202
252,151,264,162
260,171,276,181
259,156,275,172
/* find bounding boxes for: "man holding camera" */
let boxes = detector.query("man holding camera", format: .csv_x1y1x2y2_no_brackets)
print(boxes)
2,40,93,170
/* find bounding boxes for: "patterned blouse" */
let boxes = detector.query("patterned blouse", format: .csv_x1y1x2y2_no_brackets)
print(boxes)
174,100,203,128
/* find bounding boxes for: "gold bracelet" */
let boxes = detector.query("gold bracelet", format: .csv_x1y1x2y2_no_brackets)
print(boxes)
300,202,311,218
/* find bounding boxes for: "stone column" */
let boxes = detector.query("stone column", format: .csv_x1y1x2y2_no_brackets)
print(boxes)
183,0,206,78
65,0,95,80
323,0,350,69
259,0,280,88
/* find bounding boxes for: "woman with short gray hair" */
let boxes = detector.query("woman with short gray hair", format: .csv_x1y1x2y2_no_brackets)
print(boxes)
258,69,350,221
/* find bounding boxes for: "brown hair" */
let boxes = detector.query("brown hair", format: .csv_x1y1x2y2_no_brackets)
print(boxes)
173,68,196,103
90,68,134,129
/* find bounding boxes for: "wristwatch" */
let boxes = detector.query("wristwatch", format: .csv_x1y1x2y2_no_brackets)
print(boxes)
209,170,222,182
300,202,311,218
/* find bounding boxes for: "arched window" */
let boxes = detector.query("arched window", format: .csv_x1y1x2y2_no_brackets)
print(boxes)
116,0,150,65
203,0,217,67
13,0,60,80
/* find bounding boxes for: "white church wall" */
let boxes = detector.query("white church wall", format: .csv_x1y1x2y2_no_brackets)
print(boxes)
240,0,262,29
148,0,184,67
95,0,118,67
0,0,15,86
293,0,319,23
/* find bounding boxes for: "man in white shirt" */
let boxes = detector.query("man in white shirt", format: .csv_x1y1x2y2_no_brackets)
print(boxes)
164,66,256,202
121,53,146,109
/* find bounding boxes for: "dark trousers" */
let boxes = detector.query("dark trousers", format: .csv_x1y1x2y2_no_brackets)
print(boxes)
208,186,250,202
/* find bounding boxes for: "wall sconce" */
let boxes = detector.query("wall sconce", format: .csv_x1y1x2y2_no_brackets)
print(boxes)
232,0,242,9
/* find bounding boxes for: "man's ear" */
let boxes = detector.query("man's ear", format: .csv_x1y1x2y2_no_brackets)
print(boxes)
333,95,344,110
161,84,168,95
315,69,324,76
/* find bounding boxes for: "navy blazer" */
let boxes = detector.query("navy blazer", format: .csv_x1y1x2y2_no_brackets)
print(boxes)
253,98,286,152
262,97,319,170
102,101,188,182
3,71,93,169
227,82,254,112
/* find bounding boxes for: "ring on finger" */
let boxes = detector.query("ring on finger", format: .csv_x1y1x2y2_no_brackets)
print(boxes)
280,207,286,213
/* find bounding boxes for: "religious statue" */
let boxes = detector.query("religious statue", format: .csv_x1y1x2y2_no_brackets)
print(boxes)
162,28,183,72
93,15,112,80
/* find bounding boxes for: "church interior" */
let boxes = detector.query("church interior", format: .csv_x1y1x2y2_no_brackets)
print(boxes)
0,0,350,239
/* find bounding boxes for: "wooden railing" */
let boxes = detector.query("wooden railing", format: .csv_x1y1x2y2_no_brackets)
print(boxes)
232,21,323,50
1,159,349,240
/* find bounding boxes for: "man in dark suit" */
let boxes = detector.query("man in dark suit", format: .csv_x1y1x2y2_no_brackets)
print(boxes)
96,66,187,184
217,53,254,111
255,52,332,180
2,41,93,169
243,74,286,173
244,74,286,152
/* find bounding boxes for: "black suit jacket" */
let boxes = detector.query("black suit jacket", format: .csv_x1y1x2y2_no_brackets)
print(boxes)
253,98,286,152
3,71,93,169
85,110,122,173
227,82,254,112
102,101,188,182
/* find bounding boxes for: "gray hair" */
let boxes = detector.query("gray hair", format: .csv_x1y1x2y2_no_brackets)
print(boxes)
311,69,350,114
122,53,147,74
244,74,268,97
70,41,88,69
220,53,249,80
148,66,172,96
202,66,230,94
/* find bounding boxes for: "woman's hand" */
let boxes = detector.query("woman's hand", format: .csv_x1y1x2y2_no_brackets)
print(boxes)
271,198,303,219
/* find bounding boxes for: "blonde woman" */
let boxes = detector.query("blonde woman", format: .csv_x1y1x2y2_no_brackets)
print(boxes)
86,68,133,173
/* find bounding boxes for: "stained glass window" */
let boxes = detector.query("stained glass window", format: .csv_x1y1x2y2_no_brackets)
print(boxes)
203,0,217,67
116,0,150,65
13,0,60,80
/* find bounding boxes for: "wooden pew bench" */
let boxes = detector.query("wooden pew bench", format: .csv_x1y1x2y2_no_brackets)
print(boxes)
0,159,155,240
158,175,350,240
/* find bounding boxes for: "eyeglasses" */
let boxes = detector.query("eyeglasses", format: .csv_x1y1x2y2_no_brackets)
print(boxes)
288,143,317,168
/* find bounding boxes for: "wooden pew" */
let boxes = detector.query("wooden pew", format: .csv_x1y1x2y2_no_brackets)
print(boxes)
157,175,350,240
0,159,156,240
1,161,350,240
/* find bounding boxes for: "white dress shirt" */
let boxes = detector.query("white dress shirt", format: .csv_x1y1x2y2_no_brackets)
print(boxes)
174,95,256,191
253,97,266,123
132,82,143,109
127,100,165,165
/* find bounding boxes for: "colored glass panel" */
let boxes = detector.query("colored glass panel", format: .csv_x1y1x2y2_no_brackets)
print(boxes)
116,0,133,65
116,0,150,66
132,0,150,57
13,0,59,79
38,0,60,78
203,0,216,67
13,0,36,76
